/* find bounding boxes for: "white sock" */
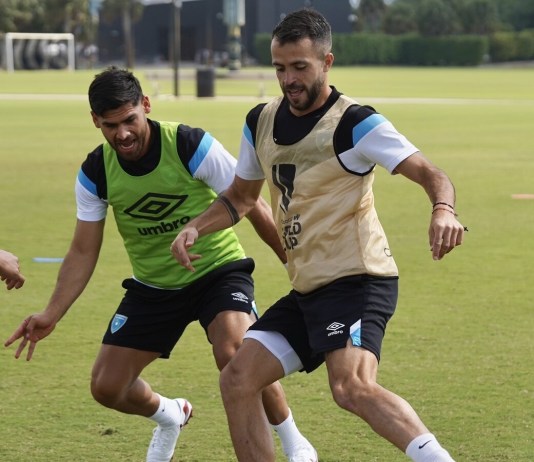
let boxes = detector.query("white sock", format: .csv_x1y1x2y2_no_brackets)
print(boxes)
406,433,455,462
149,394,180,427
272,409,310,455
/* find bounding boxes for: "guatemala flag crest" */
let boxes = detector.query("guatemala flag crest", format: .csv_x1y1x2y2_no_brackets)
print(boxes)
111,314,128,334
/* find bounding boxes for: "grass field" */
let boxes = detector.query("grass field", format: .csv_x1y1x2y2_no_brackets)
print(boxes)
1,65,534,461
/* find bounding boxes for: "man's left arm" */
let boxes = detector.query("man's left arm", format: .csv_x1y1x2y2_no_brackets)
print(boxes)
394,151,466,261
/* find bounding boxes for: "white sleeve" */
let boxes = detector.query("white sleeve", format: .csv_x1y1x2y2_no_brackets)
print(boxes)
357,120,418,173
75,170,108,221
235,123,265,180
191,137,238,194
338,116,418,175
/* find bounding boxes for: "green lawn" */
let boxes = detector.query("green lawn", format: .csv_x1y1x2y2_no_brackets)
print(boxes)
1,65,534,461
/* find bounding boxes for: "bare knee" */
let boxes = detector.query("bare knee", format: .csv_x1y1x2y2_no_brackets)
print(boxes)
209,311,254,371
220,360,250,402
220,338,285,409
221,353,273,408
90,371,124,409
213,340,241,372
330,377,378,416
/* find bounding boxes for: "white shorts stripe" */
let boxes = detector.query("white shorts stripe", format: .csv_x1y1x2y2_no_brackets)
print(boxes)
244,330,303,376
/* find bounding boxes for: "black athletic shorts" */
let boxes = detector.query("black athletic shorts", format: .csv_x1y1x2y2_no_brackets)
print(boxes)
102,258,256,358
248,274,398,373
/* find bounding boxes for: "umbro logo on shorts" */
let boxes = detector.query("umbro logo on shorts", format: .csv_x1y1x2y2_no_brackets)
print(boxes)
326,322,345,336
231,292,249,303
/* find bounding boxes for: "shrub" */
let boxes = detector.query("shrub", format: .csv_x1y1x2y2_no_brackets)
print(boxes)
332,33,398,65
254,33,272,66
253,32,488,67
515,29,534,60
396,34,488,65
489,32,518,62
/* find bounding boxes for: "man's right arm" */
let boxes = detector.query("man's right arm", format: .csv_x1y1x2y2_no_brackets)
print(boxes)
44,219,105,321
4,219,104,360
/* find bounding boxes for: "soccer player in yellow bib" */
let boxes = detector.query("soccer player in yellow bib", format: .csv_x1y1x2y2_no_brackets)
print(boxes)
172,8,465,462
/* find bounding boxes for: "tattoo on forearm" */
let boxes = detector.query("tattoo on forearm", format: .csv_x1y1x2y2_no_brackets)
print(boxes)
217,195,240,225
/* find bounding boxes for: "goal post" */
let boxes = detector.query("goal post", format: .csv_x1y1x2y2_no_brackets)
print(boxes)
3,32,76,72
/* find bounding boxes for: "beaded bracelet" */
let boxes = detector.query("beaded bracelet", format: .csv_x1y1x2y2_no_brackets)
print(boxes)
432,207,458,217
433,201,455,210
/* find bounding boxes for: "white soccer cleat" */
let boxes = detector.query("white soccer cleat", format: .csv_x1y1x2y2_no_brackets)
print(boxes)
146,398,193,462
286,440,318,462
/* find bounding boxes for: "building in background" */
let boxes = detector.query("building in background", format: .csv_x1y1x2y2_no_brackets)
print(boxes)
97,0,353,66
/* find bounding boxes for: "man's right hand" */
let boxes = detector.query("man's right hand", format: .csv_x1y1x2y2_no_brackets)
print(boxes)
170,227,202,272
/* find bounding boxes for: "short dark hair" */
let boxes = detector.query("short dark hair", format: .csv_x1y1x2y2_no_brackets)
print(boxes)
88,66,143,116
272,8,332,55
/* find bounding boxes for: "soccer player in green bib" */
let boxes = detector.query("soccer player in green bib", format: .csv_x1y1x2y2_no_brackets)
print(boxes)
5,67,317,462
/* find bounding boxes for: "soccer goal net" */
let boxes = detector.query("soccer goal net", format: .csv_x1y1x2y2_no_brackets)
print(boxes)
1,32,75,72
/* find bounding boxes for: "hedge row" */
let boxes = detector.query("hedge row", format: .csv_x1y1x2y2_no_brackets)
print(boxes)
489,30,534,62
391,34,488,66
254,31,534,66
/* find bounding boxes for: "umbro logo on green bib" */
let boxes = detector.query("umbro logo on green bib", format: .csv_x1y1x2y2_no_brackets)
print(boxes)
124,192,187,221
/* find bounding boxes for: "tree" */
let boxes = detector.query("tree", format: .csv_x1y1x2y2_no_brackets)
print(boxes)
383,1,418,34
461,0,499,35
42,0,96,43
0,0,45,32
416,0,462,37
99,0,144,68
390,0,531,35
497,0,534,31
0,0,95,44
357,0,387,32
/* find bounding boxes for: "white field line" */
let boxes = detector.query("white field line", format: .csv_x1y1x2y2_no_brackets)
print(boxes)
1,93,533,106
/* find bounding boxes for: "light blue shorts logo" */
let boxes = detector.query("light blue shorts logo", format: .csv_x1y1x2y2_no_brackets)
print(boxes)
350,319,361,347
251,300,259,320
111,314,128,334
